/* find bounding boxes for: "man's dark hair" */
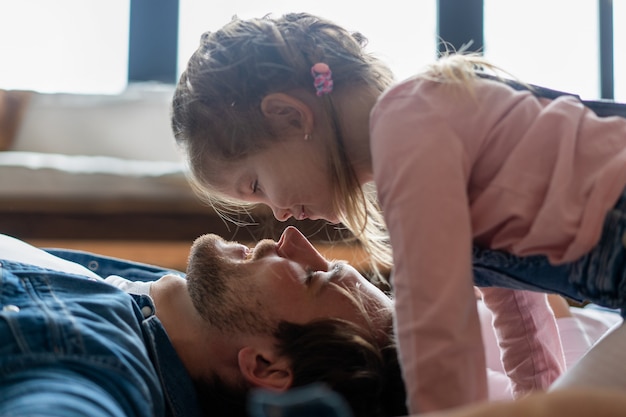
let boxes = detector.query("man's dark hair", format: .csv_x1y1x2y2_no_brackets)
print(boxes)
194,318,406,417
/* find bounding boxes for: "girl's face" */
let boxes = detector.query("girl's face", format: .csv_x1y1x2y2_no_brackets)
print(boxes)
212,137,341,224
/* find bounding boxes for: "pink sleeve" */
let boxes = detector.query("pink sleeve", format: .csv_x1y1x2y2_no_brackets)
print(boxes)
480,288,566,397
372,94,487,412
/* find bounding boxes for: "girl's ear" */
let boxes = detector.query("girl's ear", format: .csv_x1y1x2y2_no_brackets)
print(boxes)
238,346,293,391
261,93,313,133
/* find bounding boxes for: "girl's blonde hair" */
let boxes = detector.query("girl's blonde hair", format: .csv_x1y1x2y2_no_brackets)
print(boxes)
422,51,517,96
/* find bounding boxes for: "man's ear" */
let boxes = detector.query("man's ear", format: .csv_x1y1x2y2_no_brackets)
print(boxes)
238,345,293,391
260,93,313,133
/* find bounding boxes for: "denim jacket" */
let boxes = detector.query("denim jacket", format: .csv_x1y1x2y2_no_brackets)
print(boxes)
0,250,200,417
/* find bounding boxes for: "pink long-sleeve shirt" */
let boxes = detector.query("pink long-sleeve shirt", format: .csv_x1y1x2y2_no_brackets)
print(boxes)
369,75,626,413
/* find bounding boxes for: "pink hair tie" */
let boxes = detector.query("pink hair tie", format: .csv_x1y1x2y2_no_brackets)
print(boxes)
311,63,333,96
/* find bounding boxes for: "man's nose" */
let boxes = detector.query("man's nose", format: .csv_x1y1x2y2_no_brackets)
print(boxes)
279,226,327,269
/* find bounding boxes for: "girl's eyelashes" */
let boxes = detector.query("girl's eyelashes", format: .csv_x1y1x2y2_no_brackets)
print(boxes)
251,179,259,194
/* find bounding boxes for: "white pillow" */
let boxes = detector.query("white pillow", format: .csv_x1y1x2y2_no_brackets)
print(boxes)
12,82,183,162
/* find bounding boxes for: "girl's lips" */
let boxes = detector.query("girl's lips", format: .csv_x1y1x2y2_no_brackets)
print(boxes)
298,205,308,220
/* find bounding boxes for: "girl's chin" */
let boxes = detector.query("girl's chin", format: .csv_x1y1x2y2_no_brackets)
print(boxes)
305,208,340,224
321,216,341,224
307,215,337,223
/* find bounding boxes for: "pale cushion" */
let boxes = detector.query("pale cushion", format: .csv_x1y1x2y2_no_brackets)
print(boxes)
12,82,182,162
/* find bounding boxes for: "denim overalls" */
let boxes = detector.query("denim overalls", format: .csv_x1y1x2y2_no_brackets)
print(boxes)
473,189,626,317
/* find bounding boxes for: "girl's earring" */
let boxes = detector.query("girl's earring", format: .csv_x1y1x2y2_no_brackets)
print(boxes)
304,133,312,140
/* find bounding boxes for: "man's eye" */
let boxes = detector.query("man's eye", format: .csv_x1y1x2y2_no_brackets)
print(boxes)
304,269,315,284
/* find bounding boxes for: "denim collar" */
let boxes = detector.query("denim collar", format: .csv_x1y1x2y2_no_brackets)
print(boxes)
131,294,202,417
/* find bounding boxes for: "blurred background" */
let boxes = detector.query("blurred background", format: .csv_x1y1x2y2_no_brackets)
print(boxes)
0,0,624,99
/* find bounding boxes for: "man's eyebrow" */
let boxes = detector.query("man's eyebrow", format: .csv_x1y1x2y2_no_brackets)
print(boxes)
313,261,345,293
330,261,346,277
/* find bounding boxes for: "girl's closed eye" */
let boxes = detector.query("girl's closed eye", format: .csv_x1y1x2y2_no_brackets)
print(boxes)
251,179,259,194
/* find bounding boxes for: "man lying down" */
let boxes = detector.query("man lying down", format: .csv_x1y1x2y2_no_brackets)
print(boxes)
0,226,404,417
0,226,620,417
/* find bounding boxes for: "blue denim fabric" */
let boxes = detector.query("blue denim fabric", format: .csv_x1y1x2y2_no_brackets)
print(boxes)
0,254,200,417
473,188,626,316
248,384,353,417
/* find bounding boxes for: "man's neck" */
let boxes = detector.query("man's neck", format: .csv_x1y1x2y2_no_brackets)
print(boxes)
149,275,242,383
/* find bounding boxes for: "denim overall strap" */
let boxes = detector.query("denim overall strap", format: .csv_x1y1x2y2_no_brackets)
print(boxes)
477,73,626,119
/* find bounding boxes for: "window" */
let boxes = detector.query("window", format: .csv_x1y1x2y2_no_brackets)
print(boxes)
177,0,437,83
1,1,622,100
615,0,626,101
0,0,129,94
484,0,599,99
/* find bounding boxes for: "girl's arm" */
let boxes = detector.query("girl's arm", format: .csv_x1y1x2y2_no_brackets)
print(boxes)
372,95,488,412
480,287,566,397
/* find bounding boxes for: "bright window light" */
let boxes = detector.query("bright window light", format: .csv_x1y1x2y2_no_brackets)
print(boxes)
615,0,626,101
484,0,599,99
1,1,621,100
177,1,437,84
0,0,129,94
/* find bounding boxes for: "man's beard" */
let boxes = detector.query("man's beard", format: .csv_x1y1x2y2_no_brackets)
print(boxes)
185,234,273,334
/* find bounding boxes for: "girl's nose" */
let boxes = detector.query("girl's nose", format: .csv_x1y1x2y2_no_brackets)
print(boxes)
271,206,292,222
278,226,327,269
